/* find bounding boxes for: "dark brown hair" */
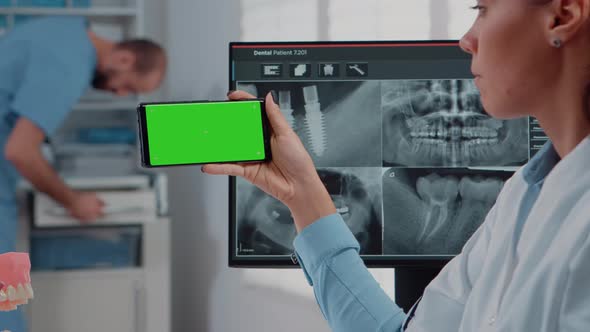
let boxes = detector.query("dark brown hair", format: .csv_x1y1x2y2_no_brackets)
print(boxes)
115,39,166,74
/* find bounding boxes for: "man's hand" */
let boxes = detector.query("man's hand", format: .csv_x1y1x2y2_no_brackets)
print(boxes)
65,191,105,223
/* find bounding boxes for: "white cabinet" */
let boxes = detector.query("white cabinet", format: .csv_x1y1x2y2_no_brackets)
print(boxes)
17,184,170,332
29,269,143,332
24,219,171,332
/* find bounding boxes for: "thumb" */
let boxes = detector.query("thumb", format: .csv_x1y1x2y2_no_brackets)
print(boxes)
265,92,293,135
202,163,246,177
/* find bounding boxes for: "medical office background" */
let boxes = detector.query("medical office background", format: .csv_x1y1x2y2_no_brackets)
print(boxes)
2,1,477,331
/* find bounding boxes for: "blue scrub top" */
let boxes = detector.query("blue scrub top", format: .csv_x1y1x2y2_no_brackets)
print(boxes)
0,15,96,245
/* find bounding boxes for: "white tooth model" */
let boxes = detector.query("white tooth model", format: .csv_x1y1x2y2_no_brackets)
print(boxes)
278,90,296,129
303,85,327,157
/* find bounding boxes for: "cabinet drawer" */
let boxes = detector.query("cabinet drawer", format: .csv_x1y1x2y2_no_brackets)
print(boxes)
30,227,141,270
34,190,157,227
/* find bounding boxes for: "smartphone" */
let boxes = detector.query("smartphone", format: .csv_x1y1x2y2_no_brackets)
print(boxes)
137,99,271,167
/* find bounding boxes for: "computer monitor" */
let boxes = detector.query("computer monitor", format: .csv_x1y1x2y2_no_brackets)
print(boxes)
229,41,544,267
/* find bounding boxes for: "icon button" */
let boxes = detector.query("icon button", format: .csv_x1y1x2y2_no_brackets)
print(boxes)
261,64,282,77
289,63,311,78
318,63,340,78
346,63,368,77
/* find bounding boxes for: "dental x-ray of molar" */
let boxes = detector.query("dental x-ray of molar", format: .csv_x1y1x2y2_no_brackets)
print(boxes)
382,168,512,255
235,168,383,256
237,82,382,167
382,79,529,167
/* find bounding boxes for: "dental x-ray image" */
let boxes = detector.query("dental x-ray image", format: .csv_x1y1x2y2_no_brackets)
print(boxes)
382,79,529,167
237,81,382,167
236,167,383,256
382,167,513,256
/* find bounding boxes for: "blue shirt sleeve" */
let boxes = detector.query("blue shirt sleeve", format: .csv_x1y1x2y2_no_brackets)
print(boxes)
10,48,79,136
4,17,95,136
294,214,407,332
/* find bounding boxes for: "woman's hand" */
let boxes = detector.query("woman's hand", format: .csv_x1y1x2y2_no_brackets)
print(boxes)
202,90,336,231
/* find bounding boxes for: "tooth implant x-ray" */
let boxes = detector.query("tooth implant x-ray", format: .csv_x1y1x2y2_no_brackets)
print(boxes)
237,82,382,167
382,168,512,255
236,168,383,256
382,79,529,167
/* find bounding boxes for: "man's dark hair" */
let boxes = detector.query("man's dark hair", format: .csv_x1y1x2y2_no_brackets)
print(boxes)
115,39,166,74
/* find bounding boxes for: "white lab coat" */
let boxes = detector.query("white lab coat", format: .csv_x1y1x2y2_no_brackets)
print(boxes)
408,137,590,331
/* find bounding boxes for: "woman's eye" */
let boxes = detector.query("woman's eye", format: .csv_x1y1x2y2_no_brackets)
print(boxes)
470,5,486,15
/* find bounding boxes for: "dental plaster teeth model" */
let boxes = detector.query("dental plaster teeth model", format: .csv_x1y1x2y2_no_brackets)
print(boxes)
0,252,33,312
278,90,296,129
303,85,327,157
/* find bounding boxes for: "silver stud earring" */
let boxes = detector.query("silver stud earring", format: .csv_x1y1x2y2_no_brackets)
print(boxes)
552,38,562,48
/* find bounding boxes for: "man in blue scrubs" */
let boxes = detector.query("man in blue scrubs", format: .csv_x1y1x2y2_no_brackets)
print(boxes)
0,16,167,330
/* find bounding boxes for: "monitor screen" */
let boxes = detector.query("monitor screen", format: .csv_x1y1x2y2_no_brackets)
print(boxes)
229,41,546,267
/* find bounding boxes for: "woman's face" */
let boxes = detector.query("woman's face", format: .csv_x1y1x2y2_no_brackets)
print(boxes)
460,0,555,119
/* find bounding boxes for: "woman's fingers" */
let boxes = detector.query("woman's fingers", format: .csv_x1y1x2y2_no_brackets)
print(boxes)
264,92,293,135
228,89,293,136
201,163,246,177
227,90,256,100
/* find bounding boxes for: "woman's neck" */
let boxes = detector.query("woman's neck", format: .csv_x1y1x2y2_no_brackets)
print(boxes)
534,89,590,158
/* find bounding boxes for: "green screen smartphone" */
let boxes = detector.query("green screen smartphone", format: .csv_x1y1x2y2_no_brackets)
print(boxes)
137,99,271,167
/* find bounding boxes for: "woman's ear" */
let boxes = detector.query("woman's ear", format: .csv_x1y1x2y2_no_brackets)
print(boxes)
544,0,590,45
